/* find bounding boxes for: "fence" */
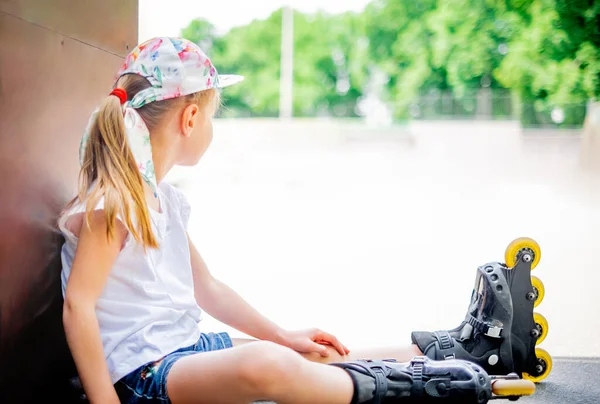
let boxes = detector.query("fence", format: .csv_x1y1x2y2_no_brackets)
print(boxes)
408,89,586,129
223,86,588,129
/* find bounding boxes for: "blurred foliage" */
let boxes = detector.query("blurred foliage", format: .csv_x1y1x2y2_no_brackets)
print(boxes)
494,0,600,126
181,0,599,126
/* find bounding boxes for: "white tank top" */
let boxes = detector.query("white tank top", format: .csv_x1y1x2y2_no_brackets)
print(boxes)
58,182,202,383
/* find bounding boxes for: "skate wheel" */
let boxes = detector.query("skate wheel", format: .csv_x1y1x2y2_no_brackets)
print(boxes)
523,348,552,383
533,312,549,345
505,237,541,270
530,276,545,307
491,379,536,397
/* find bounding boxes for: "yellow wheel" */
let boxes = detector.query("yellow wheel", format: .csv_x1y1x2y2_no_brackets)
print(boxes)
531,276,545,307
523,348,553,382
491,379,536,397
505,237,541,270
533,312,549,345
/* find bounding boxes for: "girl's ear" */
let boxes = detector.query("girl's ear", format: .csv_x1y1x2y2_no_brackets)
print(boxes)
181,103,199,137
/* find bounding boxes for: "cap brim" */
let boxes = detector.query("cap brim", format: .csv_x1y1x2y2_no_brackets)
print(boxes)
216,74,244,88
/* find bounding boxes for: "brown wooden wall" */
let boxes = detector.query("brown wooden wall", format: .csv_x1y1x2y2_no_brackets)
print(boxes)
0,1,138,401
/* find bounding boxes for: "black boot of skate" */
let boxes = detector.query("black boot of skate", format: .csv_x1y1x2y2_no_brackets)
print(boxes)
411,238,552,383
331,356,535,403
331,355,532,404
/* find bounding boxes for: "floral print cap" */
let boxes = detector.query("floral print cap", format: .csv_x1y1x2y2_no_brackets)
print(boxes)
79,37,242,198
117,36,244,109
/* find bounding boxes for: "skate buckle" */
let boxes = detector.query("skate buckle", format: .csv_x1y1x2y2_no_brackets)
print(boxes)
485,326,503,338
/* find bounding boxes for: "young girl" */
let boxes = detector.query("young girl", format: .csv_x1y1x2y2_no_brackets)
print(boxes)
59,37,507,404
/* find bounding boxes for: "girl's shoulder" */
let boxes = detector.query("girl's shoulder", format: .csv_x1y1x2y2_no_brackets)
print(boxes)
57,193,109,245
57,182,129,246
57,182,192,245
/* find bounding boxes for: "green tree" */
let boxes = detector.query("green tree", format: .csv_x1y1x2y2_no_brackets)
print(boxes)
363,0,441,118
494,0,599,126
183,9,370,117
180,0,599,125
292,11,369,117
425,0,520,95
215,11,283,117
180,18,219,56
183,12,283,117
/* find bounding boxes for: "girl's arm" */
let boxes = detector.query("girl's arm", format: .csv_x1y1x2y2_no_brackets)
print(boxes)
63,211,128,404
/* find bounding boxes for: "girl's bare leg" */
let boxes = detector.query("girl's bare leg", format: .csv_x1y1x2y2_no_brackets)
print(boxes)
166,340,354,404
232,338,424,364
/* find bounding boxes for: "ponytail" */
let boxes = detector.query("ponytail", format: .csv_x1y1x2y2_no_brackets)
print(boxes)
75,93,158,249
65,73,220,250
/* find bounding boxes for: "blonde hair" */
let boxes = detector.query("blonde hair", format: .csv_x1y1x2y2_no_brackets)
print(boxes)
66,74,220,249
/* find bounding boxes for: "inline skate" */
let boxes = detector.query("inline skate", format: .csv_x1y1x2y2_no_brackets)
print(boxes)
331,355,535,403
411,237,552,383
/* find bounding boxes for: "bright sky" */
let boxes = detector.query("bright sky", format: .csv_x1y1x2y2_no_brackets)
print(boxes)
138,0,371,41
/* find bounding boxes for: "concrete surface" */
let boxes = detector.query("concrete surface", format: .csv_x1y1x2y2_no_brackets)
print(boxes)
518,357,600,404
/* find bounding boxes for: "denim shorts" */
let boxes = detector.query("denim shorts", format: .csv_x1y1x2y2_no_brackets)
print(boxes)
114,332,233,403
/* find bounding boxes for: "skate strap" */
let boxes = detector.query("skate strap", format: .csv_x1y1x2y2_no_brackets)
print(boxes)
368,362,388,404
468,315,503,338
433,330,454,350
410,357,425,396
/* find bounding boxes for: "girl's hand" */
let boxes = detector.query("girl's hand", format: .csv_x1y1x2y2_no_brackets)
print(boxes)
279,328,350,357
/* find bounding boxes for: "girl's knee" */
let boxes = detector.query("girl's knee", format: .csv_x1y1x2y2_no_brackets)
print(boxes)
237,341,304,396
